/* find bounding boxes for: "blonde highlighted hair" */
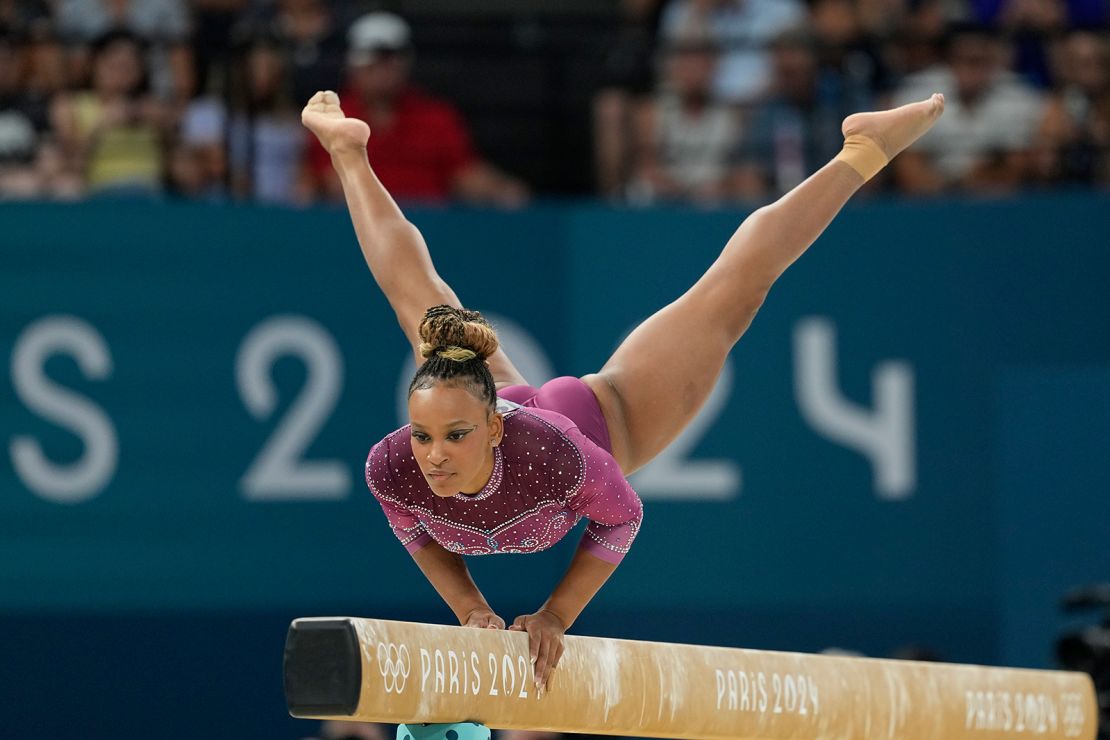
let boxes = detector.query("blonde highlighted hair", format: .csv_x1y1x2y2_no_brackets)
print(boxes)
408,305,500,407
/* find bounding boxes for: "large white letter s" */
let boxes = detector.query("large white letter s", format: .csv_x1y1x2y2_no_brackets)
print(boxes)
10,316,118,503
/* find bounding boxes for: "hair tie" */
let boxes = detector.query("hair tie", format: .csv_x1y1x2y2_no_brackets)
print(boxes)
436,345,478,362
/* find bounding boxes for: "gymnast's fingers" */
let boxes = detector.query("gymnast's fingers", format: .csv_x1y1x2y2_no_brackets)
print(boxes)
533,633,552,689
551,640,565,671
540,636,565,690
465,609,503,630
527,622,541,666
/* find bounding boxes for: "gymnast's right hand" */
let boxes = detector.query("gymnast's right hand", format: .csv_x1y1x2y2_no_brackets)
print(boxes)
462,607,505,630
301,90,371,156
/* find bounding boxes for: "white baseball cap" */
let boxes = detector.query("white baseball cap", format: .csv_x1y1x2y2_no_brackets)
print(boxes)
347,12,412,66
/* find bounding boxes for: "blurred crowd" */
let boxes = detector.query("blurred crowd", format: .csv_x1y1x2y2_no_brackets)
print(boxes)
1,0,1108,206
0,0,529,205
600,0,1110,203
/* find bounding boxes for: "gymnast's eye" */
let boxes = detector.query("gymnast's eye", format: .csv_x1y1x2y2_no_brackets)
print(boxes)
447,430,470,441
411,431,430,443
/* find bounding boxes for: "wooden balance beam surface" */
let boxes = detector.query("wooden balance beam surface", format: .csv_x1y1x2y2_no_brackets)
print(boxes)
284,617,1098,740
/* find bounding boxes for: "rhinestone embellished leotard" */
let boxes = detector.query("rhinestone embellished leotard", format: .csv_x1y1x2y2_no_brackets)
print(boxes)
365,378,643,564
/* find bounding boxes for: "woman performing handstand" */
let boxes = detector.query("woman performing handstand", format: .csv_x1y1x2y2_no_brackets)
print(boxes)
301,89,944,694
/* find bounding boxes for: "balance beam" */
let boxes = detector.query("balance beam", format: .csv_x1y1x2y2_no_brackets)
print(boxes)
284,617,1098,739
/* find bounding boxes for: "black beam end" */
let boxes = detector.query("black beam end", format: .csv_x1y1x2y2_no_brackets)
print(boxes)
283,619,361,717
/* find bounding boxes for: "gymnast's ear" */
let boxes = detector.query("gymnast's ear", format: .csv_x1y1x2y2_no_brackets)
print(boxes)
487,410,504,447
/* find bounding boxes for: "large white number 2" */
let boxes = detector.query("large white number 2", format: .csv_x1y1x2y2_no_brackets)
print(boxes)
236,315,350,500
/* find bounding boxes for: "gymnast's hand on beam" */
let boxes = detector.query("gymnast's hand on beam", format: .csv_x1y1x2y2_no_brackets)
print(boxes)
509,609,566,694
462,607,505,630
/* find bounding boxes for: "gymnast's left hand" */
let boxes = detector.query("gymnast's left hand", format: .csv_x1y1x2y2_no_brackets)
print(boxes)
509,609,566,694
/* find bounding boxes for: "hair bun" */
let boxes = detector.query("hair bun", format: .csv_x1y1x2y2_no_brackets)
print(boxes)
417,305,499,361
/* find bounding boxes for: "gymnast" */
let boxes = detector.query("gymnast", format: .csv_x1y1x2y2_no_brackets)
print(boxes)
301,89,944,695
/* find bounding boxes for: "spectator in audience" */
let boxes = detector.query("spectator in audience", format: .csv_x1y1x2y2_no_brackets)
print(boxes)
22,25,66,98
51,30,171,196
0,30,77,198
1034,29,1110,184
969,0,1108,29
176,35,307,204
658,0,807,104
166,137,219,199
809,0,896,97
882,0,962,85
626,35,742,204
191,0,252,100
241,0,345,106
302,11,529,207
968,0,1073,88
0,32,43,177
969,1,1109,89
54,0,193,102
891,24,1045,194
0,0,51,37
855,0,913,38
172,93,228,200
593,0,664,199
731,30,870,200
228,36,305,204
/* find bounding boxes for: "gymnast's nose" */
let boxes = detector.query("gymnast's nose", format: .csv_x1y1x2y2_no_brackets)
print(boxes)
427,442,449,467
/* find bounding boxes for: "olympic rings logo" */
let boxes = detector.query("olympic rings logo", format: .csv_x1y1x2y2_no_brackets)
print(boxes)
376,642,411,694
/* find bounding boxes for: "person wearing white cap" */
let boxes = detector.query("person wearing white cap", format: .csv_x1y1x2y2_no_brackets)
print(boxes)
302,12,529,207
345,11,412,67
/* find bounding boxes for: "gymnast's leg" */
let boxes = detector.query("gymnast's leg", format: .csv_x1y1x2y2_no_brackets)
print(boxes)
301,91,528,388
583,95,945,474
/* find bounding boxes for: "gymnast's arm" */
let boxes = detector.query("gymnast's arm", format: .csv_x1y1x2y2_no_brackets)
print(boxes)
368,444,504,629
508,550,620,694
542,547,621,628
366,445,506,630
410,542,505,629
511,431,643,691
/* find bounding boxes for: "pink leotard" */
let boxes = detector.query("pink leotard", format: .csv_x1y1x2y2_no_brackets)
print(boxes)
365,377,643,564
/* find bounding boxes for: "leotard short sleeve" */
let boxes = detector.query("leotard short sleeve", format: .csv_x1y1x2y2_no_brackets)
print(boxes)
562,424,643,564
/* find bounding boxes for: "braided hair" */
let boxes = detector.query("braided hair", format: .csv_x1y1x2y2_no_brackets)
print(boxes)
408,305,499,409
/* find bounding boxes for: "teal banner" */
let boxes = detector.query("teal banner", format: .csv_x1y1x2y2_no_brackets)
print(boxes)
3,197,1109,668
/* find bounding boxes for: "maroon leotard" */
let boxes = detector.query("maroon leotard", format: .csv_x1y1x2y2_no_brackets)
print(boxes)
365,377,643,564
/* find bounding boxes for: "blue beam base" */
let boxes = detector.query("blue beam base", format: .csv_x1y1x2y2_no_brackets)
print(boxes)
396,722,492,740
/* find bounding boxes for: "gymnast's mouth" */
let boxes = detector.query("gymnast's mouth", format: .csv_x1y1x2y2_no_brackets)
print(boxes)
426,470,454,480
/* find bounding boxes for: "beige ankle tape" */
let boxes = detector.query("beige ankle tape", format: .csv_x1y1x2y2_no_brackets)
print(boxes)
835,134,888,181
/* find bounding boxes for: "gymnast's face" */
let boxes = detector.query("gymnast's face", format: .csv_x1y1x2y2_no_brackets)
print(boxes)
408,383,502,497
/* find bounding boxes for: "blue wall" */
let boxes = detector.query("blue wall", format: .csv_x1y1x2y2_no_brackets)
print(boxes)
2,197,1109,738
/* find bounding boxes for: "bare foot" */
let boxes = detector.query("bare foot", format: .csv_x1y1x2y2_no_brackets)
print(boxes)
841,93,945,160
301,90,371,156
